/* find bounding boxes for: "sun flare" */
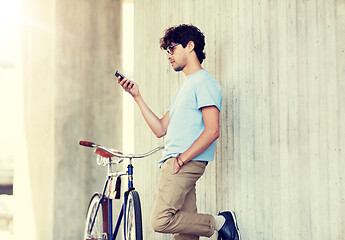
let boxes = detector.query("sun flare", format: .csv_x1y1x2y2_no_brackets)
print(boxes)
0,0,21,32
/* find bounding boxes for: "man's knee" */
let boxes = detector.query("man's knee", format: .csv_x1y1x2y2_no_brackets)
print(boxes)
174,233,199,240
150,212,170,233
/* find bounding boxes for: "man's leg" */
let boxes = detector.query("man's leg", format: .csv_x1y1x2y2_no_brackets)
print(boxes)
173,186,199,240
151,158,215,238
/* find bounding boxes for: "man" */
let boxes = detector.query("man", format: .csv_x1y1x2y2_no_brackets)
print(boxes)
117,24,240,240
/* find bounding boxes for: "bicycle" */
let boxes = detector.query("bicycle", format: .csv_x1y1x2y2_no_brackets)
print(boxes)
79,140,164,240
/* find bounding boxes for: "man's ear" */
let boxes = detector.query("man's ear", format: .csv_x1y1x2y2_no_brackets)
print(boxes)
187,41,195,52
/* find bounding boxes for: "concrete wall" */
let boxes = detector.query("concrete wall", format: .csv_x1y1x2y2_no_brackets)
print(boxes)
21,0,122,239
132,1,345,240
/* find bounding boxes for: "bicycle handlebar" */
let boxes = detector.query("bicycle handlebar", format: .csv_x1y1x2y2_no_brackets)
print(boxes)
79,140,164,159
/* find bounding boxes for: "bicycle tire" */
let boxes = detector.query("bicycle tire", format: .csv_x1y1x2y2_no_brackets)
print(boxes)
84,193,108,240
125,190,143,240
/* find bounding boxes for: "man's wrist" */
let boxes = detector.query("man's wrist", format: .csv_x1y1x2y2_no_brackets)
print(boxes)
177,155,185,167
133,93,141,102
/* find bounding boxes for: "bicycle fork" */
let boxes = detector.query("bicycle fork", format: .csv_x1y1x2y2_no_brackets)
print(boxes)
122,162,134,239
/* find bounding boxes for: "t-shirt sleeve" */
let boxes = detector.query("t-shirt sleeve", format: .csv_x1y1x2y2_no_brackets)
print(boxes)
196,79,222,111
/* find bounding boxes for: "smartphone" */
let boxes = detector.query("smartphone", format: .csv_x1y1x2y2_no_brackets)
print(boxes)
115,70,126,80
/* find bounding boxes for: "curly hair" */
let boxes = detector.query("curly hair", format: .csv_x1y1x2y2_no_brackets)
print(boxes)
160,24,206,64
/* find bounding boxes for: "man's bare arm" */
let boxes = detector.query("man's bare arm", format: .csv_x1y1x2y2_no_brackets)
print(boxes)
117,77,169,138
134,95,169,137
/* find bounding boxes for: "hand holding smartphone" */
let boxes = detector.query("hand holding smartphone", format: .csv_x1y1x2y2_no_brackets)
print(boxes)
115,70,134,89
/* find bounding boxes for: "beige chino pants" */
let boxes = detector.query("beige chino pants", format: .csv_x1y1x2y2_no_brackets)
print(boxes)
151,158,215,240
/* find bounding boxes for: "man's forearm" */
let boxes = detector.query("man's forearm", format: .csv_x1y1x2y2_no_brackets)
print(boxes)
134,94,168,138
117,76,168,137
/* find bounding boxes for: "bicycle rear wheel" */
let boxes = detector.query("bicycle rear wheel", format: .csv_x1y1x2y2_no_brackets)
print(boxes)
84,194,108,240
125,190,143,240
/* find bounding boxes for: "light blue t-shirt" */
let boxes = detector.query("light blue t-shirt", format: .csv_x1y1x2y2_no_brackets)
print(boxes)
160,69,222,164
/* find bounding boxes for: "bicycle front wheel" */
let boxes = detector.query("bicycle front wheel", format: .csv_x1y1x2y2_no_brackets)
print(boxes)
84,194,108,240
125,190,143,240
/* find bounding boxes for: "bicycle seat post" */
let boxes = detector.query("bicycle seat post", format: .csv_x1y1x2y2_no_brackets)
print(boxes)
107,158,113,174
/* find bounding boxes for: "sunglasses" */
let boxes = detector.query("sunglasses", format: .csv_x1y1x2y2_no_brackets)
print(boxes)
166,43,180,55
